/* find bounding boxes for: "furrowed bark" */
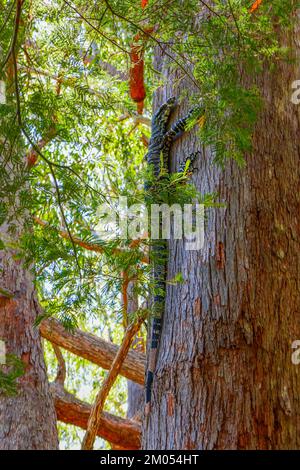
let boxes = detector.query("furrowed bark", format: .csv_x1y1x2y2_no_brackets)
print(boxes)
0,262,59,449
143,19,300,450
40,318,145,385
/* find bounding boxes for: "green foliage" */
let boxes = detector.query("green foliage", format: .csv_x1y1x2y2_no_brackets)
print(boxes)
184,0,298,163
0,355,25,396
1,0,296,328
167,272,184,285
145,164,198,206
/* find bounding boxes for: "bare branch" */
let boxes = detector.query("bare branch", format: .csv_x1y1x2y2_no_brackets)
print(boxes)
98,60,128,81
51,383,141,449
140,133,149,147
40,318,145,385
51,342,66,386
118,112,151,127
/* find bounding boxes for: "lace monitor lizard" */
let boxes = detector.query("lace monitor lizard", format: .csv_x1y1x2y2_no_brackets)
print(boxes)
145,97,204,415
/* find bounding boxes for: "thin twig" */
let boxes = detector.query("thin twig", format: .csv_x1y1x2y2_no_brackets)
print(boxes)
20,128,81,272
62,0,129,55
51,343,67,386
1,0,22,71
21,128,108,201
0,0,16,37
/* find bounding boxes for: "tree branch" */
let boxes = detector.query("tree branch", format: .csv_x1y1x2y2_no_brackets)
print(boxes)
51,342,66,386
98,60,128,81
40,318,145,385
118,112,151,127
51,383,141,449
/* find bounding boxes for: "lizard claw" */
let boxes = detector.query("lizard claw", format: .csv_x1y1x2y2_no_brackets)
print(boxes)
178,150,201,173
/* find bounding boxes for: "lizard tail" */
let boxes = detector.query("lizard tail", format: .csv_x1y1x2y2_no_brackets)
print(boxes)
145,317,162,415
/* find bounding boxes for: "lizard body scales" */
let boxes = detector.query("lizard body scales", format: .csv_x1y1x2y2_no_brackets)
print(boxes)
145,97,204,415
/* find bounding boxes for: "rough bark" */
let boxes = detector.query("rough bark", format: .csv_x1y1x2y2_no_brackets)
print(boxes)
51,383,140,450
41,318,145,385
0,236,58,449
143,27,300,449
127,380,144,420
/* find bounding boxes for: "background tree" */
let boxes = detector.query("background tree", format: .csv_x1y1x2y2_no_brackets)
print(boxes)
1,0,148,449
0,0,59,449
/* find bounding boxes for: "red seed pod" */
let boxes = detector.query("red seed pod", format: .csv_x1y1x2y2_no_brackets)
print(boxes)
129,40,146,114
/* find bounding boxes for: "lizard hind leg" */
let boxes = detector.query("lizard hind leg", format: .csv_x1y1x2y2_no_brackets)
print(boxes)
146,97,177,174
151,96,177,136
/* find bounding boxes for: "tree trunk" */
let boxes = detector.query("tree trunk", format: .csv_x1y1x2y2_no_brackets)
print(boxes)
0,226,59,449
143,28,300,449
0,88,58,448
